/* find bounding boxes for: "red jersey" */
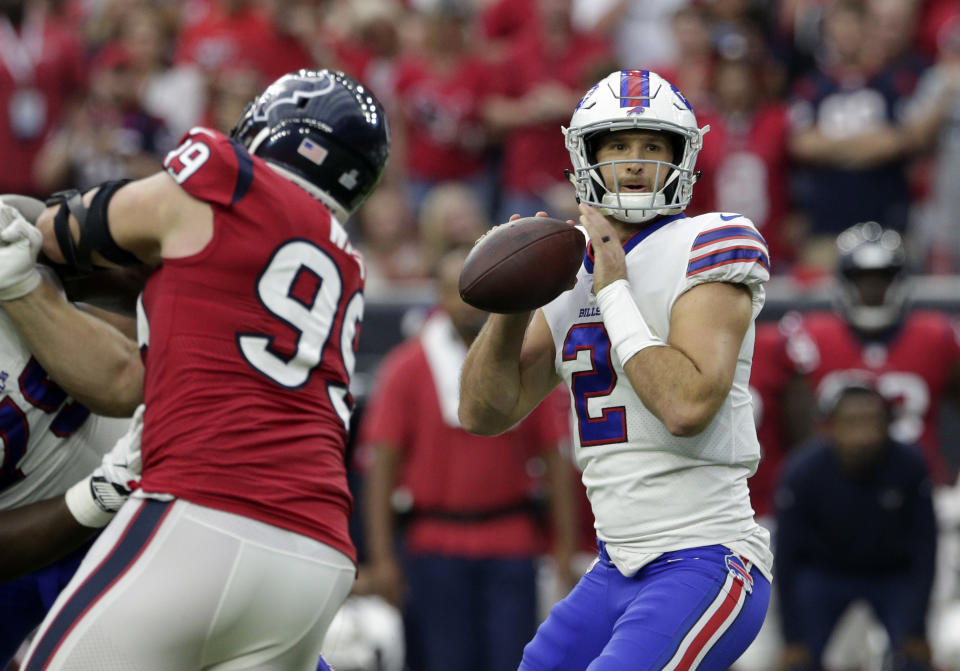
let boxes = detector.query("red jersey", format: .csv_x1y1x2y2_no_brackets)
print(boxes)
173,4,309,81
358,328,568,557
0,12,86,195
140,128,362,561
688,104,793,270
786,310,960,485
748,320,797,518
491,31,611,194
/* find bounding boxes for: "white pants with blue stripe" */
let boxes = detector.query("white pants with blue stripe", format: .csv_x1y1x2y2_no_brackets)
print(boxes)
520,543,770,671
22,495,355,670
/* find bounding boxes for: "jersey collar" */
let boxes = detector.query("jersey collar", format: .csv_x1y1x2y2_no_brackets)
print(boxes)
584,213,687,274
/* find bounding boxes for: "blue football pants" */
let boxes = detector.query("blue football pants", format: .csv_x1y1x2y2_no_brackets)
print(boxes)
519,544,770,671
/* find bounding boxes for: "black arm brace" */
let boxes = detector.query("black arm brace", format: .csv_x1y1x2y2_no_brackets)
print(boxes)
46,179,140,272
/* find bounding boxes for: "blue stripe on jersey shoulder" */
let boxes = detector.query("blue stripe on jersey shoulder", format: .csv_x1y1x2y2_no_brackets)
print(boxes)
229,139,254,204
687,247,770,276
693,225,766,250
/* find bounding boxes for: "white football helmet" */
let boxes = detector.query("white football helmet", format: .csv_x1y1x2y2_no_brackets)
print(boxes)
564,70,709,224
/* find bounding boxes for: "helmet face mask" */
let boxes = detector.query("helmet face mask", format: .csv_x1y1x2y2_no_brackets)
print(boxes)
563,70,708,224
230,69,390,222
835,221,909,333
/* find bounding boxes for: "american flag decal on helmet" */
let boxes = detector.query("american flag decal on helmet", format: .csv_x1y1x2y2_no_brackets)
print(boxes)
724,554,754,594
297,138,329,165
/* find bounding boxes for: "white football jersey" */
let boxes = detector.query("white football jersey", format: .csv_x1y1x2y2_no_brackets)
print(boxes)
542,212,773,579
0,279,131,509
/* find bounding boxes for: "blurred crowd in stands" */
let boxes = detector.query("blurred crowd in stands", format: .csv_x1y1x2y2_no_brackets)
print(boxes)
4,0,960,292
6,0,960,669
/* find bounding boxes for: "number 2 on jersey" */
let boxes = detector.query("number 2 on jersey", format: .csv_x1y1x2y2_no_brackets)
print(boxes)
563,324,627,445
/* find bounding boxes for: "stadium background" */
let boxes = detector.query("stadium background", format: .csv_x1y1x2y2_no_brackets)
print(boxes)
5,0,960,668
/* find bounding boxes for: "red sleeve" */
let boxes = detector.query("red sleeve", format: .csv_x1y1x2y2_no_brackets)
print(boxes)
357,344,418,453
163,128,250,206
518,387,570,456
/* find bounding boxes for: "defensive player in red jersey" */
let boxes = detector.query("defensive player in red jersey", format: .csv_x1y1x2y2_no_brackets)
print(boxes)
784,221,960,487
776,222,960,670
747,316,813,522
0,69,390,670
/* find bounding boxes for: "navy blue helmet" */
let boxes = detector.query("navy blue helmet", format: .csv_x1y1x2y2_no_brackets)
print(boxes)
231,69,390,221
834,221,909,333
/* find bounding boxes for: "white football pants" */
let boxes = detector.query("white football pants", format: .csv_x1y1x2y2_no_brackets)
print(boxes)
22,494,355,670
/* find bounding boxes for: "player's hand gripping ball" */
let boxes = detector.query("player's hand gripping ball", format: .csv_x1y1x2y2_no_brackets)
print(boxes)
459,216,585,313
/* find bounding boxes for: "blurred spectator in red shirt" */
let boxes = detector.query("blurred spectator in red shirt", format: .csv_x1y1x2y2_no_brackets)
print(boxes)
358,247,577,671
34,43,173,192
478,0,534,41
324,0,403,109
393,3,498,217
691,47,798,273
916,0,960,62
477,0,537,59
482,0,611,225
174,0,313,83
0,0,85,197
747,316,814,523
262,0,322,79
115,2,206,139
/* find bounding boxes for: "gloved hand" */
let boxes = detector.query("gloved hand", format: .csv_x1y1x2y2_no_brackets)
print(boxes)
65,404,145,528
0,203,42,301
0,193,46,224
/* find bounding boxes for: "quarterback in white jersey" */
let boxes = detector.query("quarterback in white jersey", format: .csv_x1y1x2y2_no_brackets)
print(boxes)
460,70,771,671
544,210,772,578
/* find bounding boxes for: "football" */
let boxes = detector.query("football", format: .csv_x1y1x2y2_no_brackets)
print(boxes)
459,216,585,313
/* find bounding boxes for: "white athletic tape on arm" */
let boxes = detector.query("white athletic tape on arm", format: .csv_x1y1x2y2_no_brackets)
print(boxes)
595,279,665,367
65,476,115,528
